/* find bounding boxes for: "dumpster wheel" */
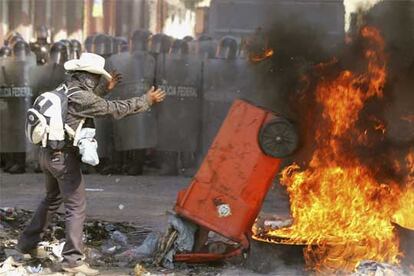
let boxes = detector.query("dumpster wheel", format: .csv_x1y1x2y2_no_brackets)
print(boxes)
259,118,298,158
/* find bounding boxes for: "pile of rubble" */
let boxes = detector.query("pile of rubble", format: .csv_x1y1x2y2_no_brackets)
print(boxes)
0,207,231,275
0,207,156,274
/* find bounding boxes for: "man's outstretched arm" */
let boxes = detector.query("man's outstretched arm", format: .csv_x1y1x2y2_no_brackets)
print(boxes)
69,86,165,119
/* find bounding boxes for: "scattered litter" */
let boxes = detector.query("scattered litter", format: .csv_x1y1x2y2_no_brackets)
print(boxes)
353,260,404,276
115,178,121,183
85,188,104,192
104,224,116,232
0,207,243,274
118,204,125,210
168,214,197,253
0,256,28,275
0,207,18,222
85,247,105,267
153,214,197,268
26,263,43,273
134,263,150,276
51,241,65,260
1,206,152,271
111,230,128,246
101,242,118,254
116,232,161,263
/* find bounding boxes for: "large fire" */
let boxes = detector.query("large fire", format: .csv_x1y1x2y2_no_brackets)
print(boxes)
253,26,414,272
393,149,414,230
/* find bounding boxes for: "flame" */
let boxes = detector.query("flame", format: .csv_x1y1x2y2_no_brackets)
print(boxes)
253,27,414,272
374,122,386,134
249,48,274,63
393,149,414,229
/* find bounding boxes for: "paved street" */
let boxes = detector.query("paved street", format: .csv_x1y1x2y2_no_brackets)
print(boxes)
0,172,290,229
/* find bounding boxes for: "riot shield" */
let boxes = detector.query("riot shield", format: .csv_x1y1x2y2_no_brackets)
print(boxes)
29,63,66,98
194,40,216,60
30,41,68,98
201,57,256,156
93,34,113,57
92,35,116,159
155,53,202,152
94,91,116,159
0,55,36,153
106,51,157,151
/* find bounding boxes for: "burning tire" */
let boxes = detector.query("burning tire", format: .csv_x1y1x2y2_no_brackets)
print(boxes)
259,118,298,158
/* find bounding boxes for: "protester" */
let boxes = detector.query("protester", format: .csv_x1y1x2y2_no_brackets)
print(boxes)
16,53,166,275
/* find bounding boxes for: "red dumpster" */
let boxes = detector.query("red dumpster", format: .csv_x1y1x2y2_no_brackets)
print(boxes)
175,99,298,253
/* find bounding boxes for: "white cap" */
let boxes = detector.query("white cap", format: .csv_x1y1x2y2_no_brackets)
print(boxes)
64,53,112,81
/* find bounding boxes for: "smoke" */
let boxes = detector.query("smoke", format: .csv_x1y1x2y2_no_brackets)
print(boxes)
344,0,382,31
249,20,332,119
249,1,414,179
248,19,337,166
361,1,414,181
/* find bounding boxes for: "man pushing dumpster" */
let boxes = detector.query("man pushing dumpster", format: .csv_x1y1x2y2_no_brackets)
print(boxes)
17,53,166,275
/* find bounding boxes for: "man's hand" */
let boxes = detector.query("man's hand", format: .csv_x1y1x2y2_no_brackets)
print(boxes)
106,71,122,90
147,86,166,104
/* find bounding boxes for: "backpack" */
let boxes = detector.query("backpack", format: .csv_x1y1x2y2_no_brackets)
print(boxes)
25,84,84,149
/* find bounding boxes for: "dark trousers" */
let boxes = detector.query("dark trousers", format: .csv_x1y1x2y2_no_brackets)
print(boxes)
17,147,86,267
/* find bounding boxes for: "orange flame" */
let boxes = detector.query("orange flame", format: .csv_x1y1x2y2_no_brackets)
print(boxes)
249,48,274,63
393,149,414,229
374,122,386,134
253,27,413,272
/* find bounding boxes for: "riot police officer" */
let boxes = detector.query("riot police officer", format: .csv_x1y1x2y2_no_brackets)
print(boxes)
93,34,113,58
113,37,129,53
70,39,82,59
119,30,153,175
84,35,95,53
91,34,122,174
149,34,182,175
130,30,151,52
104,30,156,175
201,36,243,160
155,38,202,176
1,40,35,174
59,39,72,62
0,46,12,57
50,41,69,65
5,31,24,49
29,25,50,65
